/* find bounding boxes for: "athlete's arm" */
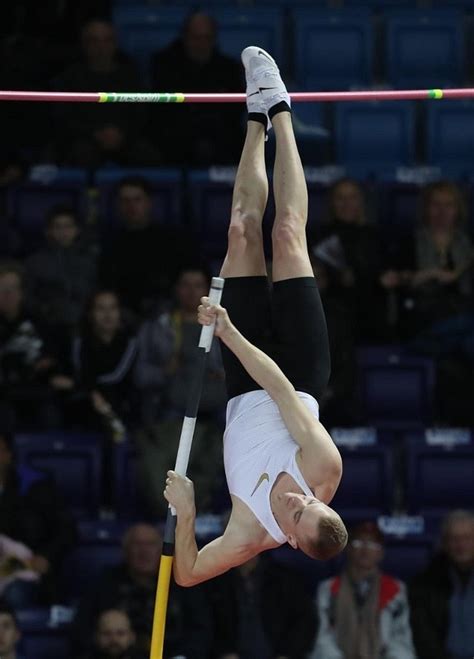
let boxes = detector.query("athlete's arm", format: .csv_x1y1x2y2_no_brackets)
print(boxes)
199,299,342,483
164,471,255,586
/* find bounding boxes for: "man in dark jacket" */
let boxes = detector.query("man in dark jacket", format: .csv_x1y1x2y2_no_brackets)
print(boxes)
99,177,196,314
409,510,474,659
55,19,156,167
151,11,244,165
25,205,97,333
71,524,212,659
210,554,316,659
0,431,76,607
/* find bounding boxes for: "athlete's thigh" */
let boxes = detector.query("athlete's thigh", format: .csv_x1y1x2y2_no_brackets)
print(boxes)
271,276,330,401
221,276,272,400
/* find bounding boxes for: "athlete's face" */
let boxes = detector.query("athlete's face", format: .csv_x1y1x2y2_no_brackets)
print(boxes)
280,493,327,549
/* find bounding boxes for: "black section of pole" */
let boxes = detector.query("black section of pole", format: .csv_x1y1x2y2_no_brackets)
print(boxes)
184,348,208,418
163,511,177,548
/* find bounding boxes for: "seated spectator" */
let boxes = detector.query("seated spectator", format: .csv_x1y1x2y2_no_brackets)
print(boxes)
0,599,22,659
381,181,474,424
71,523,212,659
151,11,244,165
25,205,97,335
311,258,357,427
79,608,145,659
409,510,474,659
311,179,384,341
0,261,57,430
50,289,137,440
135,266,226,421
381,181,474,334
55,19,157,167
210,554,316,659
0,431,76,608
99,177,196,315
311,521,416,659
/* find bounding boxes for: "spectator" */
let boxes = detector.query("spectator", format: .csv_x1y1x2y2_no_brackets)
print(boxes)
210,554,317,659
381,181,473,333
311,258,357,427
71,523,212,659
79,608,145,659
0,600,22,659
0,431,76,608
135,266,226,421
0,261,57,429
50,289,137,440
381,181,474,424
409,510,474,659
55,19,157,167
99,177,196,314
311,179,384,340
311,521,416,659
25,205,97,335
151,11,244,165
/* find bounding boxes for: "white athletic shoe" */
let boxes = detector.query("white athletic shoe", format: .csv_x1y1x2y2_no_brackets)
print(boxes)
242,47,271,134
241,46,291,116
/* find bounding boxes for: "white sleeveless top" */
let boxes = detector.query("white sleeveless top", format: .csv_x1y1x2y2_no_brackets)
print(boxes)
223,389,319,544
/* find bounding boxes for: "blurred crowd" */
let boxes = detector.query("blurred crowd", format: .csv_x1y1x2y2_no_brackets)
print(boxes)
0,5,473,659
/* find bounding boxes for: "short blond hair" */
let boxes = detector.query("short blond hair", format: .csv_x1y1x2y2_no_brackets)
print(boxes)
302,510,348,561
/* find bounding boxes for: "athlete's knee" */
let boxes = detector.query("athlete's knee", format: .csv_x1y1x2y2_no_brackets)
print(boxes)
227,211,263,252
272,213,306,254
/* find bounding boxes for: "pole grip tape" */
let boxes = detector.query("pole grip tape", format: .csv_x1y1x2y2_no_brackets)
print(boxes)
199,277,224,352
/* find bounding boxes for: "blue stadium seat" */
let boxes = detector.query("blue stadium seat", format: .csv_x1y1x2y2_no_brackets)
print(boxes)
293,9,373,90
405,430,474,516
17,608,72,659
345,0,413,6
189,169,237,259
113,442,139,516
60,520,125,600
426,100,474,176
94,167,183,232
330,444,393,518
386,9,464,89
382,536,433,581
212,8,283,62
14,432,102,517
376,182,421,242
7,182,85,253
113,7,188,72
335,102,415,174
357,346,435,428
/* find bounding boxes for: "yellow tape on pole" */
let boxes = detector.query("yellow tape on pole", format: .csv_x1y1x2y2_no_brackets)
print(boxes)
150,554,174,659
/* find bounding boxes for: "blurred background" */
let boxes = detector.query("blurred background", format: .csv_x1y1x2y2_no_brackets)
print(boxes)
0,2,473,659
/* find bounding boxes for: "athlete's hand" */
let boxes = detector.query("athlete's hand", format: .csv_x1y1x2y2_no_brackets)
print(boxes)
198,297,233,338
164,471,196,517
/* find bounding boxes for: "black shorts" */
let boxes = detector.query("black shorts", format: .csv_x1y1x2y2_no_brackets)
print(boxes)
220,276,330,401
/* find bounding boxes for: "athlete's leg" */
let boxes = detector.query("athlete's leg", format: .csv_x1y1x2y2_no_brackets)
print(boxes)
242,47,330,399
219,61,273,399
271,111,313,281
219,119,268,278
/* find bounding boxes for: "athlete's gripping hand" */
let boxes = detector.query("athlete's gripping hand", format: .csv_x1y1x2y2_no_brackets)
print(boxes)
198,297,234,338
164,470,196,517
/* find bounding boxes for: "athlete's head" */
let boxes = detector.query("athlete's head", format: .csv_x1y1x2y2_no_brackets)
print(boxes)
282,493,347,560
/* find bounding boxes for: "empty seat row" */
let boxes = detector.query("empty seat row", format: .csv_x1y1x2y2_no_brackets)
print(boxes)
112,7,468,89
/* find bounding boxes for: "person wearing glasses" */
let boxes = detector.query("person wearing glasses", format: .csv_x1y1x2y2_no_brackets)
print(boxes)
310,521,417,659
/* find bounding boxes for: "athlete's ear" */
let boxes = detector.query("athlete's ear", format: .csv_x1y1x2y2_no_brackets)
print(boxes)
287,534,298,550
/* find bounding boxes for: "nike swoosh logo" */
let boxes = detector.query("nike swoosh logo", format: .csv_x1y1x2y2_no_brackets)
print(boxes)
258,49,273,62
251,472,269,496
259,86,278,92
248,90,260,97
